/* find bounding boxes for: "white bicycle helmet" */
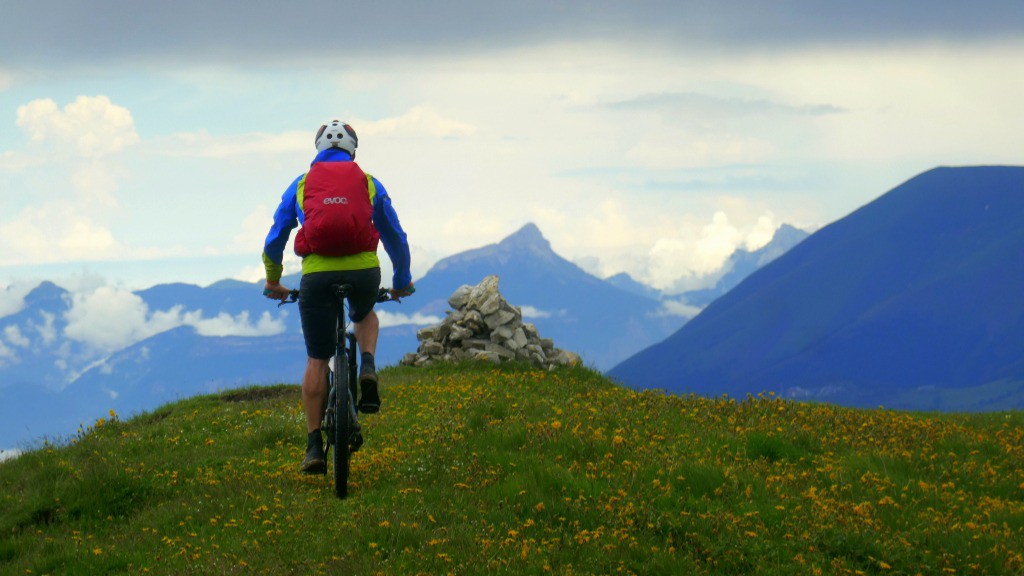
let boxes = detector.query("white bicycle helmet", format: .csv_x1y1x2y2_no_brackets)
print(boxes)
315,120,358,155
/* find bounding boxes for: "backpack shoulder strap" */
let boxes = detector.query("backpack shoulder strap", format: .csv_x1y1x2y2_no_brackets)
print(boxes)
296,171,311,211
364,172,377,206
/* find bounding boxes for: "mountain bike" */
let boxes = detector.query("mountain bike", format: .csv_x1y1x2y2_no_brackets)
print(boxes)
275,284,401,498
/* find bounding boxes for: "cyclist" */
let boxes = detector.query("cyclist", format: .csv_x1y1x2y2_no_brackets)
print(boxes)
262,120,414,474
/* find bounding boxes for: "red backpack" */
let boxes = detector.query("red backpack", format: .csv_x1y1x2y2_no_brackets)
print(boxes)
294,161,380,257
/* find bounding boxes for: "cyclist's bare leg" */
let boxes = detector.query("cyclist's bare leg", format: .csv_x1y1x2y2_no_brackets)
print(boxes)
302,357,330,433
353,309,379,356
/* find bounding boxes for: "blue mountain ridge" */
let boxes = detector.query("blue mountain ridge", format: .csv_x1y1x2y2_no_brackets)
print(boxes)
608,166,1024,412
1,219,805,450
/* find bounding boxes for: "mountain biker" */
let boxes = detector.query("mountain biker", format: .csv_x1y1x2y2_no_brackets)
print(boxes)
262,120,414,475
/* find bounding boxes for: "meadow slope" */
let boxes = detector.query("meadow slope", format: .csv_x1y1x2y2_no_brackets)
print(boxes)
1,364,1022,575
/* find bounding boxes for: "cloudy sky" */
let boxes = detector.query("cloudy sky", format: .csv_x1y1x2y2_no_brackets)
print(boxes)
2,0,1023,297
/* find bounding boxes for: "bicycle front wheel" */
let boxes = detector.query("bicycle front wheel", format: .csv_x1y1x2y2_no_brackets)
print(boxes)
332,352,351,499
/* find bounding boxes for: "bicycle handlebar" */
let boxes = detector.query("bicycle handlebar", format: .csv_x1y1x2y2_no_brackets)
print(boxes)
266,286,413,307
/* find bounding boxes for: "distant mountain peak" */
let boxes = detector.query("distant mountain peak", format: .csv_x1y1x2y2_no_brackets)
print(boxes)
605,272,660,300
772,223,804,241
428,223,558,274
24,281,67,306
498,223,551,253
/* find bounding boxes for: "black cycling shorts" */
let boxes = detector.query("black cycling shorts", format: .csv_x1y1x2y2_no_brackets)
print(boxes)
298,268,382,360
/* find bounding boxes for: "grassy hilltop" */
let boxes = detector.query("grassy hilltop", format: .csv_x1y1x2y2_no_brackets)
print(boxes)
2,364,1023,575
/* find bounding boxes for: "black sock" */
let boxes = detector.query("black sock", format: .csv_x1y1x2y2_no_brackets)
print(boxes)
307,429,323,452
361,352,375,369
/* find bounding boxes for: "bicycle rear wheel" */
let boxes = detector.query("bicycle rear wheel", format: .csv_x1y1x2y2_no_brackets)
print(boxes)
332,351,351,498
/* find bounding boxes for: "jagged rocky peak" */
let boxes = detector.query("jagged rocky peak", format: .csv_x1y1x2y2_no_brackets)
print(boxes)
24,281,68,306
400,275,581,369
427,223,556,273
498,223,551,253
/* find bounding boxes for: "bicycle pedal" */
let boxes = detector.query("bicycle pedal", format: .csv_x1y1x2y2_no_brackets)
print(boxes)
350,433,364,452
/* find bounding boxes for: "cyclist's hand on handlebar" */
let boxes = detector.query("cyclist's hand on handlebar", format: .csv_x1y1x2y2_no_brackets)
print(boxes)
390,282,416,301
263,281,291,302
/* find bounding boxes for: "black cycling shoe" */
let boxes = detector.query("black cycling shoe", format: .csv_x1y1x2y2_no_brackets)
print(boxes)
301,431,326,474
350,431,364,453
300,447,326,475
358,355,380,413
358,378,380,414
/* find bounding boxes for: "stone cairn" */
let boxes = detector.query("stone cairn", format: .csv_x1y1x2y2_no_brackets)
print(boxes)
400,275,582,370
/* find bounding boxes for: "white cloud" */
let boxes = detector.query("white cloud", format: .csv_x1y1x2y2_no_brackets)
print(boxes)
31,311,57,345
0,150,44,171
357,106,476,139
744,212,777,251
0,341,15,366
69,161,122,209
16,95,140,158
0,95,162,267
62,285,286,352
624,134,776,171
0,449,22,462
698,212,745,267
230,204,275,254
657,298,703,319
577,199,647,253
520,306,552,319
234,250,304,284
438,210,511,250
190,310,286,337
4,325,30,347
646,211,742,291
63,287,178,353
233,263,269,284
721,42,1024,166
162,129,308,158
406,243,442,284
47,271,110,295
547,204,781,295
0,283,32,319
0,205,123,265
377,309,442,328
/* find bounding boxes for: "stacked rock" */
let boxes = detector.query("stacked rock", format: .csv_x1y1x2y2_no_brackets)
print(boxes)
400,275,582,369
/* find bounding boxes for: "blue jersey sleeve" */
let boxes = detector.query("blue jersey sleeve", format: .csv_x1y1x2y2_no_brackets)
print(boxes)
371,177,412,290
262,175,302,282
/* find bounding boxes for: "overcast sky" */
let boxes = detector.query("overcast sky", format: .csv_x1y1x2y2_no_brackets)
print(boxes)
2,0,1023,297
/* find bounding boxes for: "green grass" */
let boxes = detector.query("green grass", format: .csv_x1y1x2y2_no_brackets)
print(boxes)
1,364,1022,575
